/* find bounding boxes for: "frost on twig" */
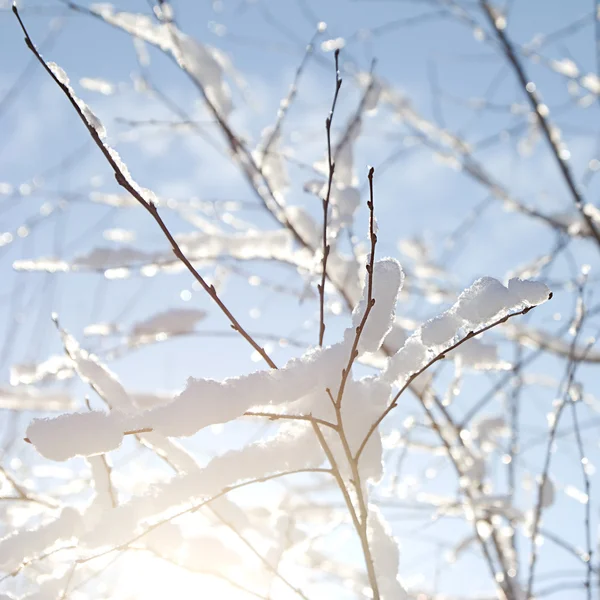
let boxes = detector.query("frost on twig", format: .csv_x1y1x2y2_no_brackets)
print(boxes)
384,276,551,385
6,5,569,598
13,5,277,369
16,252,551,600
87,3,234,117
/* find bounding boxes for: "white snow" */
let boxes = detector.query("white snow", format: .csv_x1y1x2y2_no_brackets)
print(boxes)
90,191,140,208
330,185,361,230
384,335,429,384
321,37,346,52
79,425,323,551
350,258,404,354
507,277,550,305
0,507,83,571
252,126,289,201
61,329,132,411
357,72,383,113
48,62,107,139
12,257,70,272
550,58,579,78
0,387,75,411
581,73,600,94
129,308,206,345
454,276,514,325
26,411,125,461
384,273,549,380
47,62,68,86
139,343,346,438
450,337,510,371
80,76,115,95
177,229,293,261
420,312,461,346
103,227,136,242
367,505,408,599
10,355,74,386
90,4,233,116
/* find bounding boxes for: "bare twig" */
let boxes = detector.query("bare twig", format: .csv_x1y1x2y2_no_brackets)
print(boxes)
12,5,277,369
244,411,337,430
75,468,331,565
310,420,381,599
480,0,600,251
315,167,381,599
334,167,377,408
215,513,311,600
356,295,552,464
568,396,593,600
318,48,343,347
526,287,588,598
261,30,320,159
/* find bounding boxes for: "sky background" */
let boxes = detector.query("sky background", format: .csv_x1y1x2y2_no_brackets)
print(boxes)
1,0,600,598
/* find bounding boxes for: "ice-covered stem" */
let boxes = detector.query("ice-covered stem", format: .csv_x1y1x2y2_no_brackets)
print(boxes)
0,465,57,509
244,411,337,430
83,397,117,509
59,562,77,600
355,294,552,464
215,513,311,600
479,0,600,252
310,421,381,600
335,58,376,165
77,467,331,565
318,168,381,598
318,48,343,347
414,389,510,595
63,0,325,272
421,386,515,598
569,391,593,600
333,166,377,408
13,5,277,370
507,345,523,583
261,31,319,161
526,285,588,599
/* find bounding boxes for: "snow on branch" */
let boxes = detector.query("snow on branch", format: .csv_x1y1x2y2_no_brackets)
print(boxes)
367,506,407,600
350,258,403,355
12,5,277,369
0,387,75,412
87,3,233,117
26,411,126,462
128,308,207,347
0,507,82,572
385,276,552,385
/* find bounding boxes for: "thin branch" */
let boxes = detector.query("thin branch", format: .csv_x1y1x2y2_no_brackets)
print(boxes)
315,167,381,599
318,48,343,347
12,5,277,370
356,295,552,463
218,512,311,600
309,420,381,599
526,288,588,599
261,30,320,159
480,0,600,251
569,396,593,599
76,468,332,565
244,411,337,430
334,166,377,408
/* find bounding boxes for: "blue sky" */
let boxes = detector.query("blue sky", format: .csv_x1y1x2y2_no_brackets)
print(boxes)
2,0,598,382
2,1,600,598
